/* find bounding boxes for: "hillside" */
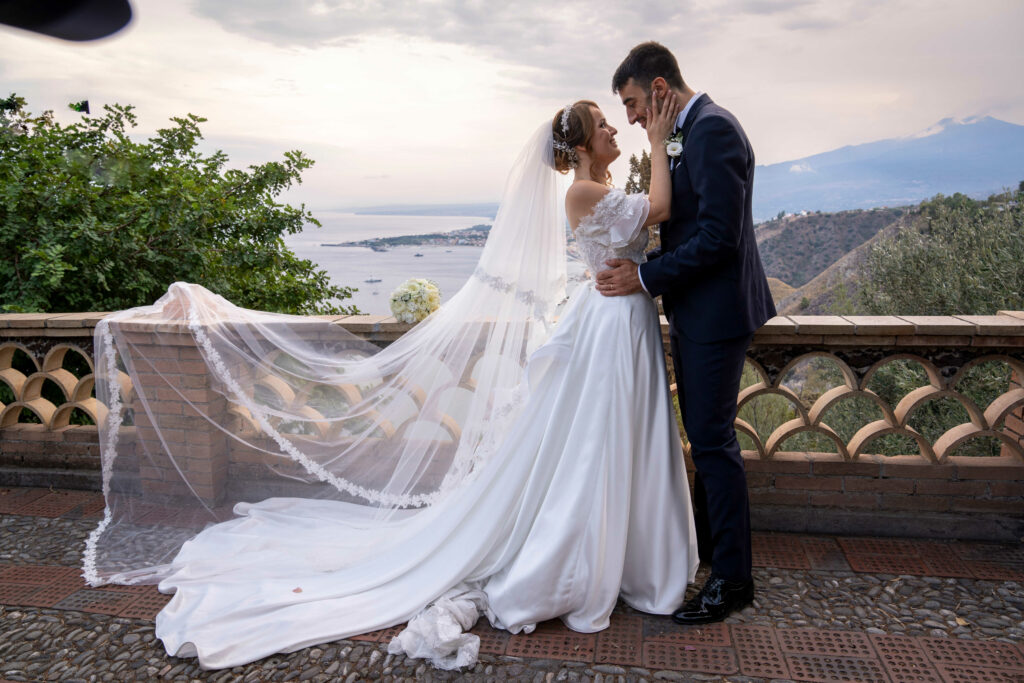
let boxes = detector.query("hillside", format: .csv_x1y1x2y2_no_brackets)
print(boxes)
766,277,796,305
776,213,915,315
755,207,906,287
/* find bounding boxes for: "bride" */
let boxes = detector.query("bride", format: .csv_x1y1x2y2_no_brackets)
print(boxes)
84,92,697,670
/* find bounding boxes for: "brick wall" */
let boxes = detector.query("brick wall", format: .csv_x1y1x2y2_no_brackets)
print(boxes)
742,452,1023,540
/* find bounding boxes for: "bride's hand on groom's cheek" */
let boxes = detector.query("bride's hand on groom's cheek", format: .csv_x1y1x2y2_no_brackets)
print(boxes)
646,91,679,143
596,259,642,297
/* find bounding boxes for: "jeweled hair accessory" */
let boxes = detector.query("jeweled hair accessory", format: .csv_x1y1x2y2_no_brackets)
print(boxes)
554,103,579,168
552,140,579,169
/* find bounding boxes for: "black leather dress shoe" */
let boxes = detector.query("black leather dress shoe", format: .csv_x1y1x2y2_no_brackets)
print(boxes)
672,575,754,625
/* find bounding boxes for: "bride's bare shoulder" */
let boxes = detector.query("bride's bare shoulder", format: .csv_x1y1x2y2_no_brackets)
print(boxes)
566,181,614,225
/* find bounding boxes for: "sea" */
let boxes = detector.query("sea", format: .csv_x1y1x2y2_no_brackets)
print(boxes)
284,212,492,315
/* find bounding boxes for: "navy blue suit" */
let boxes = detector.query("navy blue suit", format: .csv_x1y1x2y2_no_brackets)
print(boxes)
639,94,775,582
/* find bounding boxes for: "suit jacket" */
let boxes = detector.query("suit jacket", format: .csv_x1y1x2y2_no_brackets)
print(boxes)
639,94,776,344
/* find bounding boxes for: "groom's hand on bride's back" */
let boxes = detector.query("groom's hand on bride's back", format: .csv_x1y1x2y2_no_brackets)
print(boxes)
596,259,643,297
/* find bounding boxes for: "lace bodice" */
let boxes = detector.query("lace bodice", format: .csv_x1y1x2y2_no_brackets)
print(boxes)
573,189,651,278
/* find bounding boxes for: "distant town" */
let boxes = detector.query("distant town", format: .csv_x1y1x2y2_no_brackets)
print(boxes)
323,224,492,251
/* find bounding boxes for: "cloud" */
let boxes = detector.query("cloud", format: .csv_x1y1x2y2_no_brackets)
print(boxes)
4,0,1022,209
189,0,916,100
789,162,814,173
191,0,698,95
732,0,816,16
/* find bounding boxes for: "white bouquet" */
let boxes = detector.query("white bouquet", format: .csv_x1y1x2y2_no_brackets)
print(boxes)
389,278,442,323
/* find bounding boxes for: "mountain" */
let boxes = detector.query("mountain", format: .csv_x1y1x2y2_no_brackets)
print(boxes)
753,116,1024,221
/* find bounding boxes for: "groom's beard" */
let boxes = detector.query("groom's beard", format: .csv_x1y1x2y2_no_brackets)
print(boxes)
640,95,653,129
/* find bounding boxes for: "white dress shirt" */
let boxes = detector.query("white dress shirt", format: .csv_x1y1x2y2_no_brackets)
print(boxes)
637,91,704,294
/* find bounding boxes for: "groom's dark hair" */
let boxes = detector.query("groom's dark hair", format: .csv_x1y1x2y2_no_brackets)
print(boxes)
612,41,686,94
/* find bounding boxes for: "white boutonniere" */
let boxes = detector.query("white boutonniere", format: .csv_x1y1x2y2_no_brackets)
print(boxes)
665,131,684,158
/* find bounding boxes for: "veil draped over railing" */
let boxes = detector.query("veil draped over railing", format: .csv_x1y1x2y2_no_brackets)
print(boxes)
84,123,573,585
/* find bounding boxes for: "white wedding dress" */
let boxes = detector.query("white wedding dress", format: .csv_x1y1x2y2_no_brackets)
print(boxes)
84,125,696,670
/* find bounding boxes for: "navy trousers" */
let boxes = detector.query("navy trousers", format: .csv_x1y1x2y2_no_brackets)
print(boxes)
670,326,753,583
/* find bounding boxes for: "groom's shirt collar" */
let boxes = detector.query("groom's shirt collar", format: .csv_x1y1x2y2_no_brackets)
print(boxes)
675,91,704,133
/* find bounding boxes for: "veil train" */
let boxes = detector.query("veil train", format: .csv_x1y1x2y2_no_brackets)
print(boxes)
85,122,571,587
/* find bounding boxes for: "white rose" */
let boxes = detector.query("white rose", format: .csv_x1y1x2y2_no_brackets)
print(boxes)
665,141,683,157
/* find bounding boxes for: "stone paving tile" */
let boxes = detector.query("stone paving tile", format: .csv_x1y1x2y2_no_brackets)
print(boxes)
643,641,738,675
916,541,975,578
53,588,140,615
15,490,97,518
117,591,173,620
800,536,852,571
468,620,510,656
0,488,51,515
643,619,731,646
731,624,789,679
869,633,942,683
845,552,931,575
76,493,107,518
18,575,88,609
776,627,874,658
785,652,891,682
752,547,812,570
0,564,79,585
965,561,1024,582
919,637,1024,674
594,613,643,666
506,619,597,662
934,663,1024,682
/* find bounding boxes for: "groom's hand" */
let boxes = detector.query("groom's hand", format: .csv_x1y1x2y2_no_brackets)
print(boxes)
596,259,643,297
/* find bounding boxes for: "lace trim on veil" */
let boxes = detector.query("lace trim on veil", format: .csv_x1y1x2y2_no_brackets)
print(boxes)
82,320,125,586
471,267,561,321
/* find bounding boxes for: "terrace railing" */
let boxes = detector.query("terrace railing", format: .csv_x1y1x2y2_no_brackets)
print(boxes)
1,311,1021,540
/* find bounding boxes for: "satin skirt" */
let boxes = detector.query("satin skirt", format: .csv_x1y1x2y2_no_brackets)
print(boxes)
154,284,698,668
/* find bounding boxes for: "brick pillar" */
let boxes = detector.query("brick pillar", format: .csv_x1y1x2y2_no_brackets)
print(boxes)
122,323,228,507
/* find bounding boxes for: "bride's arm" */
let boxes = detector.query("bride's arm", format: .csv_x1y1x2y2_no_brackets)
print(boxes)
644,91,679,226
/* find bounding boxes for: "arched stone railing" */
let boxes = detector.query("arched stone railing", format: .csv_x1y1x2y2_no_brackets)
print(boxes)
735,314,1024,464
1,310,1021,540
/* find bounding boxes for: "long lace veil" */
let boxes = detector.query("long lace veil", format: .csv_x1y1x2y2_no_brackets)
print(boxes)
84,122,569,585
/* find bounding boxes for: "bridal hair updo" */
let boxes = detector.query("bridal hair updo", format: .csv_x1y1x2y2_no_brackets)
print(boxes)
551,100,612,185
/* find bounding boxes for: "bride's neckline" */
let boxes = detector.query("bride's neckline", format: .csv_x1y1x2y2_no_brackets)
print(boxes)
569,186,621,233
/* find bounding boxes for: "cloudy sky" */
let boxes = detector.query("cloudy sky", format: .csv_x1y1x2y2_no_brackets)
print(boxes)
3,0,1022,212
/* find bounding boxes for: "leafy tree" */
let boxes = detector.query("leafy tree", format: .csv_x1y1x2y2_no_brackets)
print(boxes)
624,150,660,252
859,189,1024,315
0,95,357,314
624,150,651,194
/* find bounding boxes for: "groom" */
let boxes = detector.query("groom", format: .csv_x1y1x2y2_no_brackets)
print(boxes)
598,41,776,624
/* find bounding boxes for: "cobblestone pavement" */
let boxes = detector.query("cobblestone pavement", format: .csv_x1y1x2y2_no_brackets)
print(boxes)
1,487,1022,682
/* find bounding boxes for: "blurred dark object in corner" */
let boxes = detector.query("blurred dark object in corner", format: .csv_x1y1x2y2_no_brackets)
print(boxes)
0,0,132,41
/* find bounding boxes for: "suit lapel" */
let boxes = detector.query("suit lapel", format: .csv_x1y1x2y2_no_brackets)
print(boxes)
670,94,711,175
667,94,712,227
680,93,711,141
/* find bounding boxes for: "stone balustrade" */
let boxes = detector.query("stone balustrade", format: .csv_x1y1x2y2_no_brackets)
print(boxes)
0,311,1021,540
